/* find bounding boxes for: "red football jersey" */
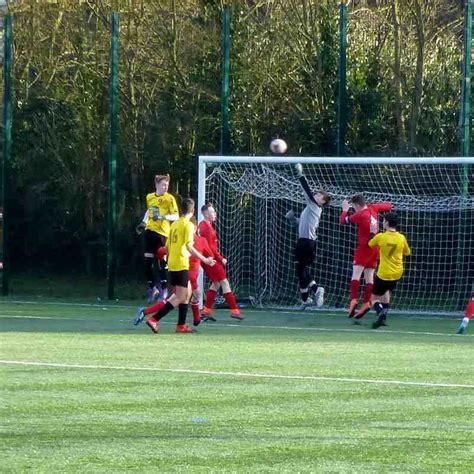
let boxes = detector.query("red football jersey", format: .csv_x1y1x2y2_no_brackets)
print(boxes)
198,220,224,262
340,203,393,246
189,234,213,273
465,300,474,319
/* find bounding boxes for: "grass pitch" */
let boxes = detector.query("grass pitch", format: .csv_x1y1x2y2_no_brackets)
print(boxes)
1,300,473,472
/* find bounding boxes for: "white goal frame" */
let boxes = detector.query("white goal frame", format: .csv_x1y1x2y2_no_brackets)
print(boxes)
197,156,473,313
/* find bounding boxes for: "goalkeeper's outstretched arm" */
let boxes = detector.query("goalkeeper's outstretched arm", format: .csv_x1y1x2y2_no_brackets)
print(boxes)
295,164,320,207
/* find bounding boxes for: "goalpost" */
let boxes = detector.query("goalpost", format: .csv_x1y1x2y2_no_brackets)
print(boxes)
198,156,474,314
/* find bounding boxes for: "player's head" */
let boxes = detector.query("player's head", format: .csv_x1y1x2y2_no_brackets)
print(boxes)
314,191,331,207
201,202,217,222
351,194,366,211
154,174,170,195
383,212,398,230
181,198,195,216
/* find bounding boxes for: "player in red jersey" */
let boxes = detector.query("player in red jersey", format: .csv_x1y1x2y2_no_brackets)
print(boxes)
198,203,243,321
189,222,214,326
339,194,393,318
457,285,474,334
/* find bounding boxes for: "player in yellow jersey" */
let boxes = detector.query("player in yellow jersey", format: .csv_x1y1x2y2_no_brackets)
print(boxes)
367,212,411,329
143,198,215,334
136,175,179,303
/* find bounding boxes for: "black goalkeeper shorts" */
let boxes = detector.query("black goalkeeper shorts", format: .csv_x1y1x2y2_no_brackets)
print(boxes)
294,238,317,266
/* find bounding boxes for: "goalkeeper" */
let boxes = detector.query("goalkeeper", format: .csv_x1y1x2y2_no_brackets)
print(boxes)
136,174,179,304
285,163,331,309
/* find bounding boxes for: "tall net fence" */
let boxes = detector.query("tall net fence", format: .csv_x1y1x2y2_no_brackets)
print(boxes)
203,158,473,313
0,2,471,301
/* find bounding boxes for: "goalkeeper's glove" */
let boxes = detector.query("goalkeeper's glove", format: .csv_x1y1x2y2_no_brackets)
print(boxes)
295,163,303,177
136,222,146,235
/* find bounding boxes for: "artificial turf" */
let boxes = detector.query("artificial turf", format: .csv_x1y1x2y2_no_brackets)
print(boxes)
1,300,473,472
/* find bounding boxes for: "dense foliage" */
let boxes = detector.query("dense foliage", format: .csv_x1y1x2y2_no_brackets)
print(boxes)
0,0,468,280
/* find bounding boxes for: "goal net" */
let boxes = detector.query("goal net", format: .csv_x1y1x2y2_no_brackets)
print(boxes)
198,157,474,314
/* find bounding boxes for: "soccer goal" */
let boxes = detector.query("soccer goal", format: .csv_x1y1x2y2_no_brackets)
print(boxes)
198,156,474,314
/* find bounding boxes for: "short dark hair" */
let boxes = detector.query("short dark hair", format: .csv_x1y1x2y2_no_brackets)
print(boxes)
181,198,195,215
383,212,398,228
319,190,331,206
201,202,214,213
351,194,366,206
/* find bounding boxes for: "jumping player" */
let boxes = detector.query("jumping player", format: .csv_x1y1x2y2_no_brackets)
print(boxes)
339,194,393,318
136,174,178,303
286,163,331,309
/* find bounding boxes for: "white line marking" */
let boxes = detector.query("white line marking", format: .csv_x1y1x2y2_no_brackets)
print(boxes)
0,360,472,389
0,315,471,338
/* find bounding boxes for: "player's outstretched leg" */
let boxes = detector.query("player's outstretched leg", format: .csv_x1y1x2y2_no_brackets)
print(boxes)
133,299,168,326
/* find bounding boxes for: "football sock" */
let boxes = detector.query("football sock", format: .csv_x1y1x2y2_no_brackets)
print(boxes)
178,303,189,326
205,289,217,311
191,300,200,322
155,301,174,321
363,283,373,303
144,300,166,316
461,317,470,328
382,303,390,316
350,280,360,301
223,292,238,311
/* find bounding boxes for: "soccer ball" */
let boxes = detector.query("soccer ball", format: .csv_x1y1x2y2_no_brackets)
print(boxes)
270,138,288,155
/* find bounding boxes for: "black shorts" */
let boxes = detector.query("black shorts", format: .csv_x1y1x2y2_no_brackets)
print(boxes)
294,238,317,266
373,275,399,296
144,229,166,255
169,270,189,288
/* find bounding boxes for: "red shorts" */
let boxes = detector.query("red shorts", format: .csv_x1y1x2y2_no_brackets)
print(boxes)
353,245,379,269
202,261,227,283
189,270,199,291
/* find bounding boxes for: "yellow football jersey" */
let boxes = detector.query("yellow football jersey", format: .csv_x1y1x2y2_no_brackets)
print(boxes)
145,192,178,237
369,230,411,281
167,216,194,272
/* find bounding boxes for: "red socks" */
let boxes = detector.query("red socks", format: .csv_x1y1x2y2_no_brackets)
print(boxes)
191,300,200,323
363,283,373,303
223,292,238,311
204,289,217,312
144,300,166,316
350,280,360,301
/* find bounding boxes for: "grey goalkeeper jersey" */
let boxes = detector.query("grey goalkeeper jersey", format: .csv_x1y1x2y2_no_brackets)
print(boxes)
298,197,322,241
